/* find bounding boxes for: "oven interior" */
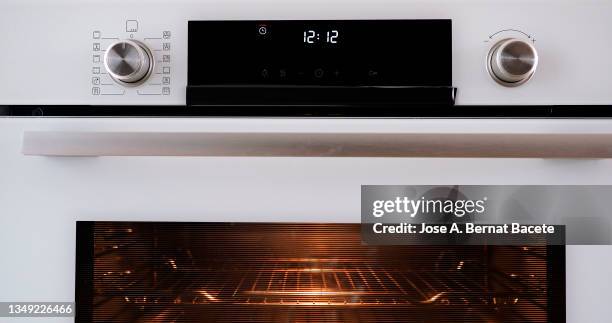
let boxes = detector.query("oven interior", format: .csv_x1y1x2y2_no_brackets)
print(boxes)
76,222,563,323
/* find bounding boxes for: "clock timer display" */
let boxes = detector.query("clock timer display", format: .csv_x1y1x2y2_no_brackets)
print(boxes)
303,30,339,45
188,20,452,86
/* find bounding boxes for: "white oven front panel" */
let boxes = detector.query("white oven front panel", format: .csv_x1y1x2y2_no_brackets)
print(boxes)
0,118,612,322
1,0,612,106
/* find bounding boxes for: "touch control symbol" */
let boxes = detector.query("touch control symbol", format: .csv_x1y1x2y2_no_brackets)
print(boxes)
126,20,138,32
314,68,324,78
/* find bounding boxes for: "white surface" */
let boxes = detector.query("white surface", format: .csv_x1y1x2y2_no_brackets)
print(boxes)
0,117,612,322
1,0,612,105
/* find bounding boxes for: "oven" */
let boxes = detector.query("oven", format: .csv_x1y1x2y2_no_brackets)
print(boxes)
1,1,612,323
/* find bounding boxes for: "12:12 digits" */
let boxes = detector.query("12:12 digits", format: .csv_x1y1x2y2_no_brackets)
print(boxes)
304,30,339,44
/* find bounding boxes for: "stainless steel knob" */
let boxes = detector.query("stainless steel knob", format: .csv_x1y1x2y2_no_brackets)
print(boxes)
103,40,154,86
487,38,538,87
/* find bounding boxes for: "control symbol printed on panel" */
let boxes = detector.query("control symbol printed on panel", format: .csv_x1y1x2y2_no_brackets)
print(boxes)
89,24,172,94
126,20,138,32
258,26,268,35
488,29,535,43
314,68,324,78
279,69,287,79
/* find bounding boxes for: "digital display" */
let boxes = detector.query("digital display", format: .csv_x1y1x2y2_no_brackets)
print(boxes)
189,20,452,86
254,22,344,48
303,29,339,45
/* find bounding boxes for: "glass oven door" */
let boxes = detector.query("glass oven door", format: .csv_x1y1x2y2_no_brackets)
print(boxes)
76,222,564,323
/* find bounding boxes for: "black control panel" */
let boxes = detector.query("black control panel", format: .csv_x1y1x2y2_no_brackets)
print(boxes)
188,20,454,107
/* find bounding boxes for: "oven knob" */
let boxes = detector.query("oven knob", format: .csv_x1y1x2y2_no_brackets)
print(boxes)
103,40,154,86
487,38,538,87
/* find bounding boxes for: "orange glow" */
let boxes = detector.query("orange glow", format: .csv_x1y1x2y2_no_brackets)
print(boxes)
456,261,464,270
168,259,177,270
89,222,553,322
245,290,399,296
197,290,219,302
420,292,446,304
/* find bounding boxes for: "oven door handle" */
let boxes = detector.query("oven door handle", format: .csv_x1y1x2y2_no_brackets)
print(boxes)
21,131,612,158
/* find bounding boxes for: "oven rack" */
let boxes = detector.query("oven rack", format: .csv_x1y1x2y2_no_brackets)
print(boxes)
99,260,546,308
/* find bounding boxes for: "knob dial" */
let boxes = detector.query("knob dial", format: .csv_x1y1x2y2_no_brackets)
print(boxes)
103,40,154,86
487,38,538,87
